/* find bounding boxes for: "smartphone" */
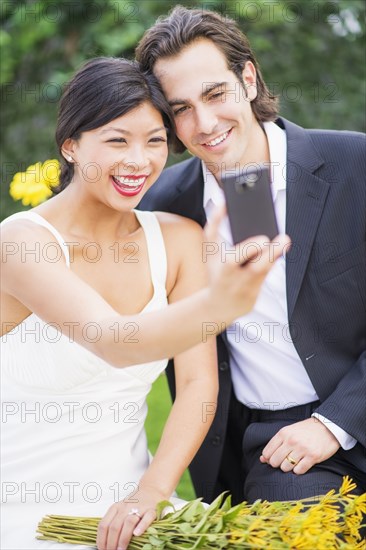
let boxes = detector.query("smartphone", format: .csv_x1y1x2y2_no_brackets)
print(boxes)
222,165,278,244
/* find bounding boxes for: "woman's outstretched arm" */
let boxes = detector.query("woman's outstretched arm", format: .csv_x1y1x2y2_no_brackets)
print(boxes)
1,213,290,368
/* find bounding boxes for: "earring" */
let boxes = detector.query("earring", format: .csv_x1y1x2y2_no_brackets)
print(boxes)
68,156,73,162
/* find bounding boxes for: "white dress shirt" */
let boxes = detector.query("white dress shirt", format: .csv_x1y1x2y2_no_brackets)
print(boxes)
202,121,356,450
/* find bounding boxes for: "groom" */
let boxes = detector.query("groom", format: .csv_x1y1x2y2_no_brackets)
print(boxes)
137,7,366,504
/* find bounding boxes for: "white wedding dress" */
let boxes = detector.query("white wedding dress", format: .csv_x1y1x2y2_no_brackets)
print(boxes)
1,210,186,549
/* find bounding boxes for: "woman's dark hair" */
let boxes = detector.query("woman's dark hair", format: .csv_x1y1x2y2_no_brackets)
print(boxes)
54,57,176,192
136,6,278,153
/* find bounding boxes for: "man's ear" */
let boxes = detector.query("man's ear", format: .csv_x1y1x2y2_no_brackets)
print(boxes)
241,61,257,101
61,138,77,163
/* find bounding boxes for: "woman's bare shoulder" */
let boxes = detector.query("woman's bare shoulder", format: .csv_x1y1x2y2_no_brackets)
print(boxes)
1,217,65,268
153,211,203,239
1,217,52,240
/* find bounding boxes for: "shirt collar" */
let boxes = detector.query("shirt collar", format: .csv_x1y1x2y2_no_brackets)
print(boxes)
202,121,287,208
202,162,225,210
263,121,287,200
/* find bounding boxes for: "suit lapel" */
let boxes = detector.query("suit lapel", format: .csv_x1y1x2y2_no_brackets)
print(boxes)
168,158,207,227
281,119,331,319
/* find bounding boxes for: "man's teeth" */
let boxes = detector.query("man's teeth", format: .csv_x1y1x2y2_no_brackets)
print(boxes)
205,131,229,147
113,176,145,187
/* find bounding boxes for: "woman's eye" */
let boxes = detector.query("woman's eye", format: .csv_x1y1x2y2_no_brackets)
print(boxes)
108,138,126,143
149,137,167,143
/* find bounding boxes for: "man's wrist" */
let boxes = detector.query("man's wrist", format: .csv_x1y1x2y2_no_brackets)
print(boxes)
312,413,357,450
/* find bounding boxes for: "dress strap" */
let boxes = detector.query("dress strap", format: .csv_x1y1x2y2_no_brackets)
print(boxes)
134,210,167,290
1,211,70,267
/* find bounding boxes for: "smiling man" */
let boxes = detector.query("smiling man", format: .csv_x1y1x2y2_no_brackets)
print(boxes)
137,7,366,504
154,39,266,176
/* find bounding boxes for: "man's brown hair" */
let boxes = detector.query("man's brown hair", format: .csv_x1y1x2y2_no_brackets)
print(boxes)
136,6,279,141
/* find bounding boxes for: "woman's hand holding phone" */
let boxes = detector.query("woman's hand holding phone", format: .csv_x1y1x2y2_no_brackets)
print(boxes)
204,204,290,324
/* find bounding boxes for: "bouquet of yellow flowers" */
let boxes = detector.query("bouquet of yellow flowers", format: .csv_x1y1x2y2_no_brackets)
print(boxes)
37,477,365,549
9,159,60,207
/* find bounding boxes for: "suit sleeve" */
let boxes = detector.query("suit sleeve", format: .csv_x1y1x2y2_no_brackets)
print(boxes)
313,351,366,448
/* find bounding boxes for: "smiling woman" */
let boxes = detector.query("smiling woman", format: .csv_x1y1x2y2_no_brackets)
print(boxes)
1,56,289,550
53,57,175,201
62,101,168,204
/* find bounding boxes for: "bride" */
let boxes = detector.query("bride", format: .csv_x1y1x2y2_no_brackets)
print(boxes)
1,57,288,550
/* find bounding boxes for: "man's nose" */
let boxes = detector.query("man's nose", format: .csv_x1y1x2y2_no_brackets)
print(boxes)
194,104,218,136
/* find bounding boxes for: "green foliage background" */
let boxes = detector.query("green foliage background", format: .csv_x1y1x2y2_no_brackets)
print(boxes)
1,0,365,219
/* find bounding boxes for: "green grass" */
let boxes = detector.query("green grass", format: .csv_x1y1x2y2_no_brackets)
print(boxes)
145,374,196,501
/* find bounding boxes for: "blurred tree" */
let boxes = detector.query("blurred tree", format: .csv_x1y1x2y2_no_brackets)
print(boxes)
1,0,365,218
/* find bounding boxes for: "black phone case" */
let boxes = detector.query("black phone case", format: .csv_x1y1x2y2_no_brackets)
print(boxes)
222,166,279,244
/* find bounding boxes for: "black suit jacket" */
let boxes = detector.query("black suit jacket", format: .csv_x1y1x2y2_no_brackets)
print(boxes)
139,118,366,501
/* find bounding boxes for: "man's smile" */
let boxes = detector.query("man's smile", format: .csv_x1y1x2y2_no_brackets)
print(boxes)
200,128,232,148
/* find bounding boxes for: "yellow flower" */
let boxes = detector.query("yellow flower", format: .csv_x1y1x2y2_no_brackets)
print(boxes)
227,529,245,543
340,476,357,497
344,494,366,541
9,160,60,207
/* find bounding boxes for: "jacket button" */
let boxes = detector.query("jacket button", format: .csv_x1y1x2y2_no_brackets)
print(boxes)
211,435,222,446
219,361,229,372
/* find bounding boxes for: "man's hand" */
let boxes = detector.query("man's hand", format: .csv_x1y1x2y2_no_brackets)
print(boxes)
259,418,340,474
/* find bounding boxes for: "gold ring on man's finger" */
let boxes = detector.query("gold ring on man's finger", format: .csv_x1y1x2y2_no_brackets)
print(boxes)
286,454,298,466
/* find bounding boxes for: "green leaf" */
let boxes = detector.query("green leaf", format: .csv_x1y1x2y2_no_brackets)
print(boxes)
176,522,192,534
222,503,243,522
181,499,206,522
212,517,224,532
205,492,227,515
148,534,165,547
189,534,212,549
156,500,175,520
220,494,232,512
